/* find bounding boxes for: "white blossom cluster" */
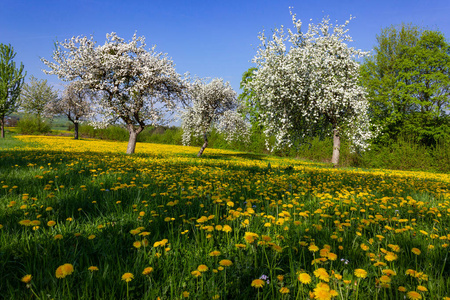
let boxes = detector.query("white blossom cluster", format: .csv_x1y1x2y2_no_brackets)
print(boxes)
181,78,249,146
45,81,93,124
246,12,376,152
41,32,185,131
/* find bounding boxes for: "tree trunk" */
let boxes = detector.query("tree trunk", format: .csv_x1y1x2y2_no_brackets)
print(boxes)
74,122,79,140
126,131,138,154
0,116,5,138
331,128,340,167
197,132,208,157
126,124,144,154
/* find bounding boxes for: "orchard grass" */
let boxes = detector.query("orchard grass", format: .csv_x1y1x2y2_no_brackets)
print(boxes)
1,135,449,299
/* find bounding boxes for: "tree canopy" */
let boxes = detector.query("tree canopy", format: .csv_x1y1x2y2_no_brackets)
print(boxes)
42,32,186,154
0,43,26,138
182,78,249,157
46,82,94,139
246,12,375,165
360,24,450,145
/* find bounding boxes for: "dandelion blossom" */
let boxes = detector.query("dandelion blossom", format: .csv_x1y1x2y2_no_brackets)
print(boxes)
55,263,74,279
406,291,422,300
209,250,221,257
313,268,330,282
354,269,368,279
279,286,290,294
411,248,421,255
251,279,265,288
142,267,153,275
219,259,233,267
21,274,32,283
197,265,208,272
88,266,99,272
417,285,428,292
298,273,312,284
308,244,319,252
121,273,134,282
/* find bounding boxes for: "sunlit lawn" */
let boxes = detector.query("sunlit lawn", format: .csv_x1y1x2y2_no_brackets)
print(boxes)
1,135,449,299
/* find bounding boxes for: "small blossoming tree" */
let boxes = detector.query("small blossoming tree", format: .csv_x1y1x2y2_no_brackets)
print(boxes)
181,78,249,157
42,32,186,154
45,82,94,139
246,11,376,166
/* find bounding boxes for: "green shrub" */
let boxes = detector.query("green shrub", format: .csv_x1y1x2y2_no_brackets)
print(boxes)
78,125,128,141
16,115,52,134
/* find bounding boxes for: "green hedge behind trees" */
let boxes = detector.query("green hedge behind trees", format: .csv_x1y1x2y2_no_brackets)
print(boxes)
72,124,449,173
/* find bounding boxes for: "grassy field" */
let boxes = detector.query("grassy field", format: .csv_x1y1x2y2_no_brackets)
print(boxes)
0,135,449,299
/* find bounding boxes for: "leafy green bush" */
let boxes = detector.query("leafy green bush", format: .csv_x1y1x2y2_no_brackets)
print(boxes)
78,125,128,141
16,115,52,134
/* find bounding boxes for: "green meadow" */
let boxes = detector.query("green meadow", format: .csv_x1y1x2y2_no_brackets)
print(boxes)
0,134,449,299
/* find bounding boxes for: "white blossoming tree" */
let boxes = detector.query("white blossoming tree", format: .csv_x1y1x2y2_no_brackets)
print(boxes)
246,12,376,166
45,82,94,140
182,78,249,157
42,32,185,154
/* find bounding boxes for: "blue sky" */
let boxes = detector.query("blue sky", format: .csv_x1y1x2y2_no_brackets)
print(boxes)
1,0,449,93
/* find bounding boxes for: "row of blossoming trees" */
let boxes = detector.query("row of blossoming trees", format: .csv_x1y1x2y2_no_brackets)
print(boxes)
39,12,376,165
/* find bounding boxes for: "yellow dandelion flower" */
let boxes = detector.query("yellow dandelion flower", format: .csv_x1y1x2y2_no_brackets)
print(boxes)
279,286,290,294
298,272,312,284
21,274,32,283
382,269,397,276
411,248,421,255
308,244,319,252
354,269,368,279
197,265,208,272
47,220,56,227
219,259,232,267
327,252,337,260
406,291,422,300
384,252,398,261
55,263,74,279
417,285,428,292
398,286,407,292
88,266,99,272
142,267,153,275
88,235,96,240
133,241,142,248
121,272,134,282
209,250,221,257
222,225,232,233
379,275,391,283
313,268,330,282
54,234,63,240
182,291,190,298
251,279,265,288
191,270,201,277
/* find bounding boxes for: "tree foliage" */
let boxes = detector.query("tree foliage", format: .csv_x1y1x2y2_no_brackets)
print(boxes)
0,43,26,138
46,82,94,139
246,12,375,165
20,75,58,119
42,32,186,154
182,78,249,157
360,24,450,145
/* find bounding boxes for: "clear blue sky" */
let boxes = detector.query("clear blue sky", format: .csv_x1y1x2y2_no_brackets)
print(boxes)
1,0,449,93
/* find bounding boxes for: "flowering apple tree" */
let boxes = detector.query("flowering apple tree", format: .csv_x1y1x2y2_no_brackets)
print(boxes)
246,12,376,165
42,32,185,154
45,82,94,139
182,78,249,157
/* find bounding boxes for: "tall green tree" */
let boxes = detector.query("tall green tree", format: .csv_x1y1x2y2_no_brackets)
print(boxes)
0,44,26,138
20,76,58,131
361,24,450,145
